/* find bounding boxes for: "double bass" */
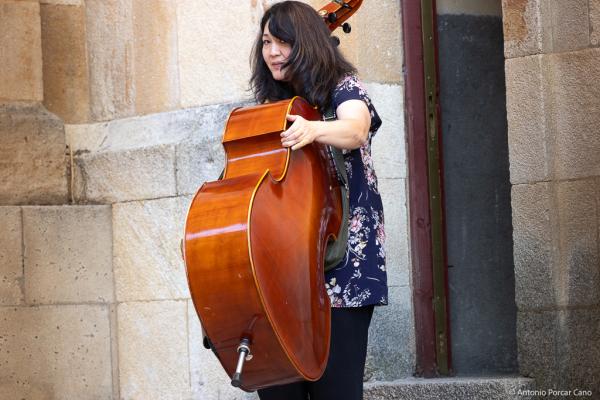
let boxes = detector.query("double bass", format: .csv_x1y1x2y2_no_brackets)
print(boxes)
183,1,363,391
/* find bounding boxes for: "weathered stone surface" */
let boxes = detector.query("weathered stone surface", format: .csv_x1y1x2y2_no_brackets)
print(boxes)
117,300,190,400
502,0,542,58
22,206,114,304
516,310,559,389
518,309,600,393
85,0,134,121
132,0,180,115
113,197,190,302
503,0,591,58
591,0,600,46
0,103,68,205
353,0,402,84
505,55,549,184
177,0,256,107
437,0,503,16
176,136,225,196
187,301,256,400
546,0,590,52
367,83,406,180
65,102,234,154
365,286,414,381
378,178,409,287
507,49,600,183
364,376,536,400
0,207,23,305
67,103,240,202
555,179,600,306
40,0,82,5
40,3,90,124
0,0,43,102
546,48,600,180
511,182,556,310
559,309,600,394
73,144,177,203
0,304,112,399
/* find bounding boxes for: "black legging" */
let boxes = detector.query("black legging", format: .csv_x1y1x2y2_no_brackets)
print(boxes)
257,306,374,400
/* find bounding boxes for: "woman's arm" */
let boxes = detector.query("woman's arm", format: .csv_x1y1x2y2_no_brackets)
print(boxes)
281,99,371,150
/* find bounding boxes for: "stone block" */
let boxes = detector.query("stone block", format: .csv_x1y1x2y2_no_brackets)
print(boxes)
592,0,600,46
516,310,559,390
73,145,177,203
511,183,557,310
352,0,402,84
503,0,590,58
117,300,190,400
187,301,256,400
22,206,113,304
367,83,406,179
378,178,410,287
40,0,83,4
113,197,190,302
502,0,542,58
504,55,550,184
507,49,600,183
0,0,43,101
85,0,135,121
0,207,23,305
559,309,600,394
0,104,68,205
177,0,255,107
40,3,90,124
176,136,225,196
546,48,600,180
437,0,503,16
365,286,415,381
554,179,600,306
132,0,180,115
544,0,590,53
518,309,600,393
364,376,536,400
0,304,112,399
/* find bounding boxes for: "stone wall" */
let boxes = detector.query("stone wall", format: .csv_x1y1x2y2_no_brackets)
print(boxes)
0,1,409,399
503,0,600,393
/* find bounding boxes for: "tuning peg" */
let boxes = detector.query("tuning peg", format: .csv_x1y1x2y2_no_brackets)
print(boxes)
342,22,351,34
328,12,338,23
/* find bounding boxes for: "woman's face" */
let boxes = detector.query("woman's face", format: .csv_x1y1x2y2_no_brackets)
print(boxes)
262,22,292,81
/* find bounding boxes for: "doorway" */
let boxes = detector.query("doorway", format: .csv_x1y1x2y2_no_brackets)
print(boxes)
437,1,518,375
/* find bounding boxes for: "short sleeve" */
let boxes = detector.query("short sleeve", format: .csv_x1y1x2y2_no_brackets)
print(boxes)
332,74,382,136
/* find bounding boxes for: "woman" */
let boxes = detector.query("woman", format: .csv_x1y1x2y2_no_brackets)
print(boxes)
250,2,388,399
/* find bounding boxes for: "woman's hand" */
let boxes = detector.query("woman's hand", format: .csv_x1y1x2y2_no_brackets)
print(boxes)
281,100,371,150
281,114,317,150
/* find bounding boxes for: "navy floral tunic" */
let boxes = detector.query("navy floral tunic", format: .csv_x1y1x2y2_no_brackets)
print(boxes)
324,74,388,308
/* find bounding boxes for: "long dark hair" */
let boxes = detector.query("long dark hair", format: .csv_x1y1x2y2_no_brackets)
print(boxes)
250,1,356,111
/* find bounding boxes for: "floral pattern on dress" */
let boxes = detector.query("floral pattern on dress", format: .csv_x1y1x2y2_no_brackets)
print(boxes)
324,74,388,308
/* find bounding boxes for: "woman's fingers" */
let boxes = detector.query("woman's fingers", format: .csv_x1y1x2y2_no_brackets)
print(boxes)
281,114,313,150
282,115,303,147
281,114,301,138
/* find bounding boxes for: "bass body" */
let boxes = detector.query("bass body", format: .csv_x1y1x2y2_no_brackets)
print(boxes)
183,97,343,391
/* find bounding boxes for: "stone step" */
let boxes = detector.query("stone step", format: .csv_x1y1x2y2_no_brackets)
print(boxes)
67,81,406,204
67,102,235,204
364,376,536,400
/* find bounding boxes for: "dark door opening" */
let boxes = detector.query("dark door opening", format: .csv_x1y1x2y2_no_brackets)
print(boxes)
437,7,518,375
